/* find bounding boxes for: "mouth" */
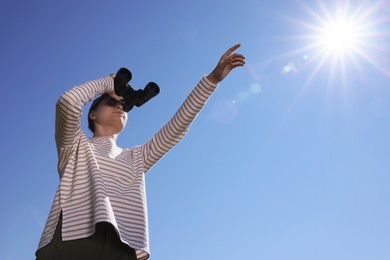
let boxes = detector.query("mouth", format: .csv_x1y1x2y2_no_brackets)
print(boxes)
113,111,125,116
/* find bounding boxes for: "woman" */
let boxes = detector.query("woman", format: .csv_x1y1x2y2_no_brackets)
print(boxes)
35,44,245,260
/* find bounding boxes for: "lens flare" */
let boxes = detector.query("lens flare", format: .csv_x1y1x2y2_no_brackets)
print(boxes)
210,99,239,124
250,83,263,94
277,0,390,86
281,55,311,75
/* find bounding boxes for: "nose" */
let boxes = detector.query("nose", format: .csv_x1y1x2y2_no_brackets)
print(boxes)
115,103,124,111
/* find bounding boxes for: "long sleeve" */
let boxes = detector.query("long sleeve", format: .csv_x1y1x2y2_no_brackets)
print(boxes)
55,76,114,149
141,76,218,172
55,76,114,176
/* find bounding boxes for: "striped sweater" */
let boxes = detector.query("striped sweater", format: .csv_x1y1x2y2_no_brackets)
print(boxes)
37,75,218,259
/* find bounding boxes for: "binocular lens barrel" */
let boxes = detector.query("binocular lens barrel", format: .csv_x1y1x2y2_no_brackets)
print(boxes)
114,68,132,96
134,82,160,107
117,68,132,82
145,82,160,95
114,68,159,111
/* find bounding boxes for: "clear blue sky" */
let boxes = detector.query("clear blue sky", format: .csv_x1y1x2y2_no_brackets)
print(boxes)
1,0,390,259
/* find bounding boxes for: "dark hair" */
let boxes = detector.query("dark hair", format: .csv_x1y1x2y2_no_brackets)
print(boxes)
88,93,110,133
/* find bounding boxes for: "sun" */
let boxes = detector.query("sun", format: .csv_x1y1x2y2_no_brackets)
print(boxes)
278,0,390,85
312,3,366,62
320,19,359,54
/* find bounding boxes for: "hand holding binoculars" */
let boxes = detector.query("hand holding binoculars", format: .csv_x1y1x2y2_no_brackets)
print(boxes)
113,68,160,112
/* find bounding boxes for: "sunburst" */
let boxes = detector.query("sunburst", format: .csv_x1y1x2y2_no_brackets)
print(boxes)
319,18,359,53
280,0,390,86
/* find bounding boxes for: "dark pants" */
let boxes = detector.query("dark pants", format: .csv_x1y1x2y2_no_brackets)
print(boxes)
36,214,137,260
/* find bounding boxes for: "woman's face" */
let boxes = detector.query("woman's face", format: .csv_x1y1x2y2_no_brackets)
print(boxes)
90,97,128,134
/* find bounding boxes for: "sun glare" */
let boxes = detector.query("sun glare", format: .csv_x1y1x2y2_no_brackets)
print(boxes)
279,0,390,85
320,19,359,53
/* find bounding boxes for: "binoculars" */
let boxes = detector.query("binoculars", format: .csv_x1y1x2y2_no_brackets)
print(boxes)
113,68,160,112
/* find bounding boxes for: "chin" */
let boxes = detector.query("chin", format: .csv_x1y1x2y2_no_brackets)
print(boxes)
117,125,126,134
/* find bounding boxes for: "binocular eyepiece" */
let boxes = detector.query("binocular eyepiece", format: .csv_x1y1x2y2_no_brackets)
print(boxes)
114,68,160,112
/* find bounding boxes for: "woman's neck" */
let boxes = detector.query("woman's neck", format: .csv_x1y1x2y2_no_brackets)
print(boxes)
93,132,119,141
93,126,120,141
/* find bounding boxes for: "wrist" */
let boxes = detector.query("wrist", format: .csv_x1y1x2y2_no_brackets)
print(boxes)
207,72,220,84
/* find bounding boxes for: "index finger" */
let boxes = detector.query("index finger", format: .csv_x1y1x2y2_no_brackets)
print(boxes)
108,91,124,101
225,43,241,56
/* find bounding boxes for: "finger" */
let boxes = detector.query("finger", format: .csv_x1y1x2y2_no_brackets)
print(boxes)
225,43,241,56
115,95,124,101
231,57,246,67
231,61,245,68
231,53,245,59
231,56,246,64
109,91,124,101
